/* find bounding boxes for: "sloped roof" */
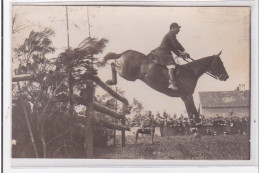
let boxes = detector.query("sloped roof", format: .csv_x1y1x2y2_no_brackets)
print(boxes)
199,90,250,108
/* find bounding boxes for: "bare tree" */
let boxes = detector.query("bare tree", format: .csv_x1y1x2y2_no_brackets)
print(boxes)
12,13,35,34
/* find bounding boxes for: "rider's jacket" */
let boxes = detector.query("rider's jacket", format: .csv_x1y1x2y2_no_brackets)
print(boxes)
142,117,154,128
149,31,185,65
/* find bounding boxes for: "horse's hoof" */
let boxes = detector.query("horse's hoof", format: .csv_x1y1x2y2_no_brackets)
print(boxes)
106,80,117,85
194,132,201,138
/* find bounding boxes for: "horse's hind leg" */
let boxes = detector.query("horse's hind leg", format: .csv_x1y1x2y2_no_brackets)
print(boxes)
106,62,118,85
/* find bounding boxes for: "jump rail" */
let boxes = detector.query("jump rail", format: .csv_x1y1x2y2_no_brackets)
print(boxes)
12,74,34,82
92,76,129,105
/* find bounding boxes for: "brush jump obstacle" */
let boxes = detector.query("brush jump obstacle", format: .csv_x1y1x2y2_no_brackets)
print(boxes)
13,74,129,158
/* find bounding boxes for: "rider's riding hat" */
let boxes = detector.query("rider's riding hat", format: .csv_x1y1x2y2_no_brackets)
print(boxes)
170,23,181,29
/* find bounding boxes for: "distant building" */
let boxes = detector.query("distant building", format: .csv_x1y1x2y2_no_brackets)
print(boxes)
199,86,250,118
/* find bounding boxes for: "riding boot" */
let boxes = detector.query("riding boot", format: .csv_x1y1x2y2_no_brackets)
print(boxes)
168,68,178,90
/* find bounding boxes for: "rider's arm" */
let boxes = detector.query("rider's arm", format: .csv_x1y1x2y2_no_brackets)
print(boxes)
174,39,185,53
168,33,185,56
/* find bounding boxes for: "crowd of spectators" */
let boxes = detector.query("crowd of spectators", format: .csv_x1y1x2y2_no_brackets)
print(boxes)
129,110,250,135
201,115,249,135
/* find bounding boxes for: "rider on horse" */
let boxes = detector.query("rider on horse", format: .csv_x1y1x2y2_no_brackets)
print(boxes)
148,23,190,90
141,111,154,130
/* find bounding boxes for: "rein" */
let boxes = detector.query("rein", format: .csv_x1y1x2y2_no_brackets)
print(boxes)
182,56,218,79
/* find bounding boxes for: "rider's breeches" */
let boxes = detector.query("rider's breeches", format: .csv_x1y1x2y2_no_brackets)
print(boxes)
167,64,176,82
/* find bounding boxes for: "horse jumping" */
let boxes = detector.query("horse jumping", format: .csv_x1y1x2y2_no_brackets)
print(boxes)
102,50,229,126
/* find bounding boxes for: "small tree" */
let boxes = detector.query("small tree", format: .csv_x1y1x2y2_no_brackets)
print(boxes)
13,28,56,158
131,98,144,115
130,98,144,125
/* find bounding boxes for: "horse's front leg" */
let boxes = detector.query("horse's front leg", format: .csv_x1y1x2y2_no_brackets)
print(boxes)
181,96,196,127
186,95,201,124
106,62,117,86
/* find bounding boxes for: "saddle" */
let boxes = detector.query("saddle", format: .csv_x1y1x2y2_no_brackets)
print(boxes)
142,119,152,127
147,52,182,78
147,52,160,64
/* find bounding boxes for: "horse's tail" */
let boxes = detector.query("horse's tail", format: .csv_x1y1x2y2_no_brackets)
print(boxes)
102,52,122,65
102,50,131,65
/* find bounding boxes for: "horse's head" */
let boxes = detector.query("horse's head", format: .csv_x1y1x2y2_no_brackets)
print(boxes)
208,51,229,81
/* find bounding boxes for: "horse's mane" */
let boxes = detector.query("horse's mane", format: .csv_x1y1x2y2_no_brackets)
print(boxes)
181,55,215,68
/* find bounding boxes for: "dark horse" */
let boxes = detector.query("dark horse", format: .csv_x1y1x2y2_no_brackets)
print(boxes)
134,126,155,144
102,50,229,126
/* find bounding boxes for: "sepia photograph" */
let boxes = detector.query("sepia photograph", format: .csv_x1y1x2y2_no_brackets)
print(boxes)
11,5,252,162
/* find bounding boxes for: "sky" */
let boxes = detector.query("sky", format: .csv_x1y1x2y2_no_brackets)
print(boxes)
12,6,250,116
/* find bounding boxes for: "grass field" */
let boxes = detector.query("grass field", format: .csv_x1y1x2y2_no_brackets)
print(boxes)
94,134,250,160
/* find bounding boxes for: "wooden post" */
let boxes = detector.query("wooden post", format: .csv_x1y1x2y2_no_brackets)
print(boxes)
113,114,117,146
121,104,127,147
84,8,94,156
87,7,91,37
83,81,94,158
66,6,70,48
113,87,117,146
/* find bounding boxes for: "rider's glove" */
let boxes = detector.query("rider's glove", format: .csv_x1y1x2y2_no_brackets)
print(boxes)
185,52,190,59
180,51,190,60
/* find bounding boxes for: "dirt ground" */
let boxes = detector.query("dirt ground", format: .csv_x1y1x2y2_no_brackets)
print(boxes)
94,134,250,160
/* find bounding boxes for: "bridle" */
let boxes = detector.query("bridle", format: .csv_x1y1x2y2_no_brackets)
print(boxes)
208,56,223,80
180,55,218,79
